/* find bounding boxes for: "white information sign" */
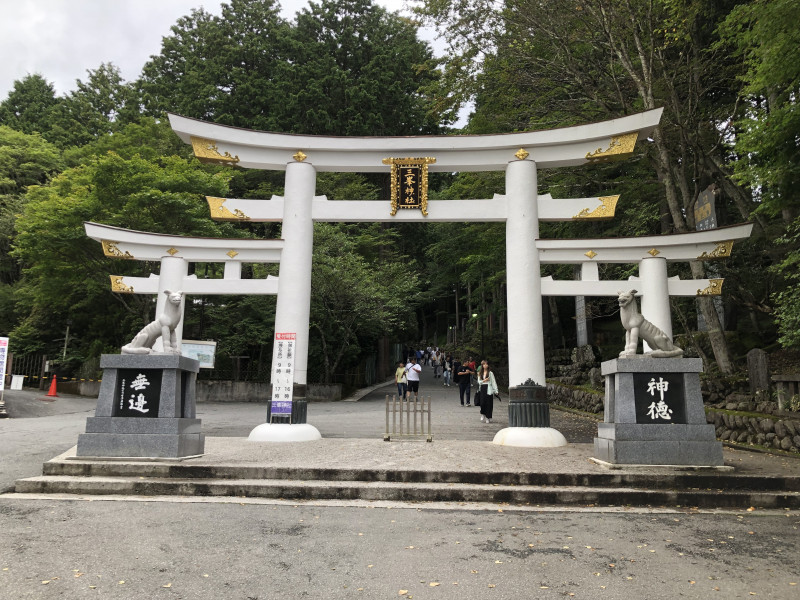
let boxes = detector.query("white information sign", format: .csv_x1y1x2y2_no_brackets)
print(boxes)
181,340,217,368
0,337,8,392
271,333,295,418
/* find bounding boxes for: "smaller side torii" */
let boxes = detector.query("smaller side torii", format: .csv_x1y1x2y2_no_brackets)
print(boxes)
538,222,754,346
84,222,283,351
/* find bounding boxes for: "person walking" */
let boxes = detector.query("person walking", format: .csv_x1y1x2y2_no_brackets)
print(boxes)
456,358,474,406
442,354,452,386
405,356,422,402
432,350,441,378
394,360,408,401
477,359,499,423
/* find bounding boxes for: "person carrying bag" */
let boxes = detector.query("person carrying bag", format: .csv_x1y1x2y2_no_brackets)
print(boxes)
477,359,499,423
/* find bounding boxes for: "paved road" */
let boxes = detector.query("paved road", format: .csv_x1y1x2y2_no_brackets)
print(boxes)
1,495,797,599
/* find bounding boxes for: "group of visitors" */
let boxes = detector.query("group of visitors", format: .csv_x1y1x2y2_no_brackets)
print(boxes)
394,347,500,424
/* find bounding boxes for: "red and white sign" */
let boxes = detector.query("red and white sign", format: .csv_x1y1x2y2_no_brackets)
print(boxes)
0,337,8,392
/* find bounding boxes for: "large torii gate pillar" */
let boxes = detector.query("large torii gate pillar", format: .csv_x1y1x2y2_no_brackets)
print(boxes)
505,158,546,386
274,160,316,389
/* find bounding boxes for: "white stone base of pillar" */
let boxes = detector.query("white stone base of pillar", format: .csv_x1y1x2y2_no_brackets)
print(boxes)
247,423,322,443
492,427,568,448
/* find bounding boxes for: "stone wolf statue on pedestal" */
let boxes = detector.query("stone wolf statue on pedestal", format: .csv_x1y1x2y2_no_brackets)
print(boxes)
121,290,184,355
617,289,683,358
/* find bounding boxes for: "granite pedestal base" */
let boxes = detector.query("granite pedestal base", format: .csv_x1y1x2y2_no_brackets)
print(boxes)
77,354,203,458
594,358,722,466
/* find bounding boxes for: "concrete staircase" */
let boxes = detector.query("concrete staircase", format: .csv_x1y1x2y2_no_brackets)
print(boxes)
15,460,800,509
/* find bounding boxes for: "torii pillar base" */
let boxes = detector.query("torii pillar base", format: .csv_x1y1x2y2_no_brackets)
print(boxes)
248,423,321,442
493,382,567,447
248,386,320,442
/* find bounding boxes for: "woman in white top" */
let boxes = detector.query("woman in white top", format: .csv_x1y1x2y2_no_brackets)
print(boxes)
477,360,499,423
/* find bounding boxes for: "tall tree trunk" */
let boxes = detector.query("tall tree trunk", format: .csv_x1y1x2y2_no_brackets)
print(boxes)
690,260,733,373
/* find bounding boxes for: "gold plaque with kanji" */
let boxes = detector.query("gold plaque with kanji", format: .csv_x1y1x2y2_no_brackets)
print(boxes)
382,157,436,216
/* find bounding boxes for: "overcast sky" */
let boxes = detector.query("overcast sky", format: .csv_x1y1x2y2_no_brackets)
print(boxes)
0,0,426,99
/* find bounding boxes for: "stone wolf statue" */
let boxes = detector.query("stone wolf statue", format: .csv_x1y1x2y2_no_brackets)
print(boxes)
121,290,184,355
617,289,683,358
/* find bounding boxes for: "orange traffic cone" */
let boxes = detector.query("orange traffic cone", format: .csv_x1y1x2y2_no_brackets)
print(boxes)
46,375,58,397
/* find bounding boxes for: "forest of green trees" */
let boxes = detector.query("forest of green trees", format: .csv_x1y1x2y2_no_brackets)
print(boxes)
0,0,797,386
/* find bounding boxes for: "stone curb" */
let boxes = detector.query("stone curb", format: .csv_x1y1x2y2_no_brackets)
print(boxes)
15,475,800,509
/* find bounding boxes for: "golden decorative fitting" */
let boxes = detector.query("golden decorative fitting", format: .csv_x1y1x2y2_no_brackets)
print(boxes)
206,197,251,221
226,250,239,259
514,148,530,160
584,250,598,259
110,276,134,294
101,240,134,259
383,157,436,216
647,248,661,257
293,151,307,162
697,278,724,296
585,132,638,162
697,240,734,260
167,247,179,256
382,157,437,166
190,136,240,166
573,195,620,220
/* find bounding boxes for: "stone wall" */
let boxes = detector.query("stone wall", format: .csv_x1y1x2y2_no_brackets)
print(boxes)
705,409,800,453
546,382,604,414
195,381,343,403
546,345,602,387
196,380,271,402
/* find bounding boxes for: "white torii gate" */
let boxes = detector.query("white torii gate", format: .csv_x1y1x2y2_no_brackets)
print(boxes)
84,222,283,351
168,108,665,390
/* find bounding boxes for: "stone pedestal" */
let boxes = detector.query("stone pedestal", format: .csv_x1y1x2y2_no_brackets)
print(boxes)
77,354,203,458
594,358,722,466
494,381,567,447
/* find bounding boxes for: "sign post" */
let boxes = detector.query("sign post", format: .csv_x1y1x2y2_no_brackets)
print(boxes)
0,337,8,418
270,333,295,423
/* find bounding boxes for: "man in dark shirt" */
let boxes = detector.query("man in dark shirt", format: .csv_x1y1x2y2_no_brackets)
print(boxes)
456,358,474,406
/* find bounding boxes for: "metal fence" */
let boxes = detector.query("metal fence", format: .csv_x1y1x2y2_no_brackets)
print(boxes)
4,353,48,389
384,394,432,442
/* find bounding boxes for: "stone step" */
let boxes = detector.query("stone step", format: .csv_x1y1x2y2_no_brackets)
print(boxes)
40,461,800,492
14,475,800,509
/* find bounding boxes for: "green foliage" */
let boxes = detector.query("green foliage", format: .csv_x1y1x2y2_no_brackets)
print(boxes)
0,126,63,196
139,0,448,134
0,75,61,138
0,126,63,291
310,223,420,382
718,0,800,214
715,0,800,349
63,117,191,166
289,0,445,135
47,63,141,148
9,149,234,355
139,7,236,122
0,67,140,150
771,218,800,348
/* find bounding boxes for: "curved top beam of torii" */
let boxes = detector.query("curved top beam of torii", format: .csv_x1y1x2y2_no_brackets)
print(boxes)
167,109,663,172
84,222,284,262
